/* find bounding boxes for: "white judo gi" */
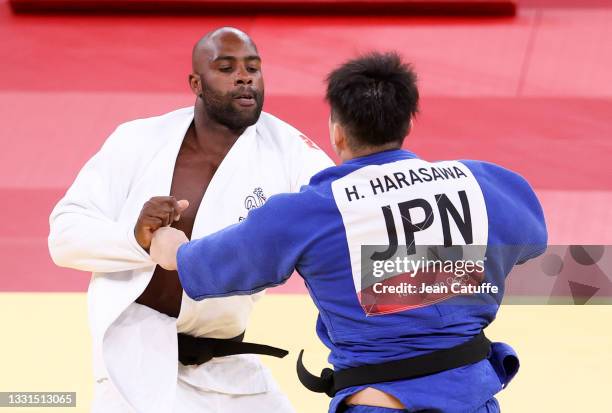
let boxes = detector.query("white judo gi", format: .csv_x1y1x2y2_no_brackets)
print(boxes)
48,107,333,413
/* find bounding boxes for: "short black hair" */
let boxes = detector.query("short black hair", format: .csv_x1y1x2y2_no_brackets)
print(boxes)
326,52,419,147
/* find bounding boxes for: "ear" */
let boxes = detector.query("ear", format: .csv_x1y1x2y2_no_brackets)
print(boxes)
188,73,203,98
332,122,347,152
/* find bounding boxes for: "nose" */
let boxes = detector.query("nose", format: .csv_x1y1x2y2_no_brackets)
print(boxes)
235,65,253,86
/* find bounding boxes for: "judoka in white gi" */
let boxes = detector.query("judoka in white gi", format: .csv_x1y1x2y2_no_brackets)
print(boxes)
48,27,332,413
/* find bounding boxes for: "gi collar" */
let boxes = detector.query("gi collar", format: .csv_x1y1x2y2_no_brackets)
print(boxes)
344,149,419,167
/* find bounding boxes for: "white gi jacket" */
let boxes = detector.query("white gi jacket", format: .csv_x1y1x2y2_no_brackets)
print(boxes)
48,107,333,413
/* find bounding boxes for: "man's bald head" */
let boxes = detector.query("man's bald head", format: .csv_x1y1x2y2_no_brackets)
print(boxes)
192,27,258,71
188,27,264,132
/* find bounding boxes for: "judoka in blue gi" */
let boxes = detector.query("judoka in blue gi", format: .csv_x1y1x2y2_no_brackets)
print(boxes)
150,52,547,413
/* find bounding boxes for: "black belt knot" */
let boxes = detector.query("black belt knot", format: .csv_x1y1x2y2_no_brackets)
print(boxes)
297,350,337,397
178,331,288,366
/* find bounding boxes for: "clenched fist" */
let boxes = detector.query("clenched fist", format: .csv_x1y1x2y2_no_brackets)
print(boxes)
150,227,189,271
134,196,189,251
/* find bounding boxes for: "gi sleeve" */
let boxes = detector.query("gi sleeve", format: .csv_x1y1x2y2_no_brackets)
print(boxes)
514,181,548,264
461,160,548,264
177,193,309,300
48,125,153,273
291,134,335,191
489,164,548,263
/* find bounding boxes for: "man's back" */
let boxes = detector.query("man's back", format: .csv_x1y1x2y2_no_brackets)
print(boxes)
170,52,548,413
292,149,546,362
176,148,547,412
296,149,546,412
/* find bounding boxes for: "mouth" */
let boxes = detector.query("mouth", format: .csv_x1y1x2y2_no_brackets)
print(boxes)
233,91,257,107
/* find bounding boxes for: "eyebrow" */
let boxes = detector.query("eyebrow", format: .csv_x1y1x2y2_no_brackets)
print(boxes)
212,55,261,63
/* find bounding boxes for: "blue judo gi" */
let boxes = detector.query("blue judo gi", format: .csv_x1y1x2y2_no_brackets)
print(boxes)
177,149,547,413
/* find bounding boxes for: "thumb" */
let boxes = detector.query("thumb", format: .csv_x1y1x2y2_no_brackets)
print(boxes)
177,199,189,211
174,199,190,221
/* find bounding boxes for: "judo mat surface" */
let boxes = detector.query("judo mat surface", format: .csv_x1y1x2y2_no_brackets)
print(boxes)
1,294,611,412
0,0,611,411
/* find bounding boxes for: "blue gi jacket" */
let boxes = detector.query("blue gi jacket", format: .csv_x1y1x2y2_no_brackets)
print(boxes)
177,149,547,412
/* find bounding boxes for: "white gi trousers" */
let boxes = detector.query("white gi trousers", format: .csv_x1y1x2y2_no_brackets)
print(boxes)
90,301,295,413
91,375,294,413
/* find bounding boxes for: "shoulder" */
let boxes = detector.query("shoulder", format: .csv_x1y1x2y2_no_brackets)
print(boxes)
255,112,334,185
255,112,321,150
460,160,526,183
106,106,193,149
460,159,547,246
256,112,301,138
113,106,193,138
459,160,538,202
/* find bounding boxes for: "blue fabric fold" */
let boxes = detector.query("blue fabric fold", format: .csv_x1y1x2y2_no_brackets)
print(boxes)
489,342,520,388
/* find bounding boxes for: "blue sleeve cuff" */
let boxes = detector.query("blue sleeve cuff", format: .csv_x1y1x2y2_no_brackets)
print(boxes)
177,241,205,301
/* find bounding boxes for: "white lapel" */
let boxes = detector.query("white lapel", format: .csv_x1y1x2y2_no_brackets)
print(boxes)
103,108,195,331
190,124,257,238
102,108,194,413
123,109,196,225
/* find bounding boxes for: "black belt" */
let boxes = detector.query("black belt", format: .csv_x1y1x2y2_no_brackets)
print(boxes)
178,332,289,366
297,331,491,397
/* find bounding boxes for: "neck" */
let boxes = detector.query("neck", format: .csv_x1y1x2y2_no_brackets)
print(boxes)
192,100,246,154
343,142,402,162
